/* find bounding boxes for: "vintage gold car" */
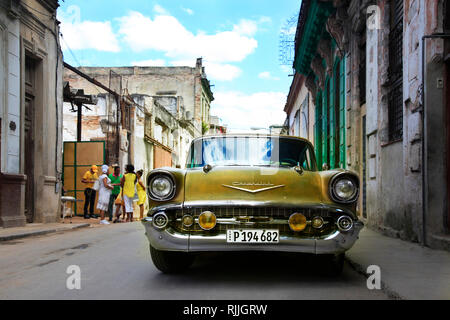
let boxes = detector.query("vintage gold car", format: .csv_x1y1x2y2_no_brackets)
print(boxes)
141,134,363,274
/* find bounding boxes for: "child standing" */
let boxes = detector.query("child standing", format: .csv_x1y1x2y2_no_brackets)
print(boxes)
136,170,147,221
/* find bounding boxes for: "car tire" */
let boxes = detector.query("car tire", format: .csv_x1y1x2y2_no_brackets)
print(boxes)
149,245,194,274
321,253,345,276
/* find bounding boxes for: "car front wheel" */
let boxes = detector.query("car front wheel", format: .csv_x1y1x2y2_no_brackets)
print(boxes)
320,253,345,276
149,245,195,274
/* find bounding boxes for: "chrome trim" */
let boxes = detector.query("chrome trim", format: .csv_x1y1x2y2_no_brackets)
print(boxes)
329,172,360,204
336,215,353,232
222,184,285,193
177,217,329,226
147,170,177,201
141,218,364,254
152,212,169,229
203,164,213,173
293,166,304,175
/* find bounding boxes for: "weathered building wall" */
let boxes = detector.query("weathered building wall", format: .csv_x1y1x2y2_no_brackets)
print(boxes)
287,0,449,250
284,72,315,143
0,0,63,227
64,60,210,137
422,0,449,249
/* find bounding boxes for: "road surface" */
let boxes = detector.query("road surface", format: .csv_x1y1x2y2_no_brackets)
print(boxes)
0,222,389,299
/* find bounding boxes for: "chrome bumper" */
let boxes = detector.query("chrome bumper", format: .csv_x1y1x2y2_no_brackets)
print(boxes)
141,217,364,254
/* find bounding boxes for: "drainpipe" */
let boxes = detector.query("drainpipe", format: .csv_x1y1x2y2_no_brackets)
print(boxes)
421,33,450,246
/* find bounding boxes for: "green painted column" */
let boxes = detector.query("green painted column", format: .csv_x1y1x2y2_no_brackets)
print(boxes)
329,73,336,169
314,90,322,167
339,57,346,168
321,81,328,167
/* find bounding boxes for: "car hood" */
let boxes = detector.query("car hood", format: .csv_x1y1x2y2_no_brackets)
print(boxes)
184,166,325,206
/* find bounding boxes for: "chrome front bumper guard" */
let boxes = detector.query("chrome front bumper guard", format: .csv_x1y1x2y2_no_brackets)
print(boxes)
141,217,364,254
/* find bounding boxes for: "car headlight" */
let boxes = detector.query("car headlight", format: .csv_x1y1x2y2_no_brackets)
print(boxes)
148,172,176,201
329,173,359,204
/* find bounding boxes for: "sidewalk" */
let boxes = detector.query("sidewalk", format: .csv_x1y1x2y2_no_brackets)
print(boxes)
0,216,92,241
346,227,450,300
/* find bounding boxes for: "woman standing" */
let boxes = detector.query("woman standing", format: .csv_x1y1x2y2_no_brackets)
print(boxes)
136,170,146,221
97,165,113,225
120,164,137,222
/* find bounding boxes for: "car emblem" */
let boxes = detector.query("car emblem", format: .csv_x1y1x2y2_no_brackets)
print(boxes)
222,182,285,193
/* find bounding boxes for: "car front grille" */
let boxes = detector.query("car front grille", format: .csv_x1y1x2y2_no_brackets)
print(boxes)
165,206,339,238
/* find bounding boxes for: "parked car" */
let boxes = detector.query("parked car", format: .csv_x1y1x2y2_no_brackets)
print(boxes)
142,134,363,275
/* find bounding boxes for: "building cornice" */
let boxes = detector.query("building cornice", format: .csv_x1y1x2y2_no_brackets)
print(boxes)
293,0,335,75
284,72,304,114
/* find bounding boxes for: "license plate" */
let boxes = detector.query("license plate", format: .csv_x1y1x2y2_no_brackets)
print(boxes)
226,229,279,243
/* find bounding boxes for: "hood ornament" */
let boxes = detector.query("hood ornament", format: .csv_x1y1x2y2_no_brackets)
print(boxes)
222,182,285,193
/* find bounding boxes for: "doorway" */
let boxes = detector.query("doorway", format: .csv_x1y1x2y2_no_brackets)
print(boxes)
446,59,450,230
24,57,35,223
359,105,367,219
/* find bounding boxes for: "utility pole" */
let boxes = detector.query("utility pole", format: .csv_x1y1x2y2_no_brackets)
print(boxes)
76,102,82,142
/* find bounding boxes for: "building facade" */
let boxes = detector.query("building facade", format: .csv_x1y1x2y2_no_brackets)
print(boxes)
63,58,215,174
285,0,450,250
0,0,63,227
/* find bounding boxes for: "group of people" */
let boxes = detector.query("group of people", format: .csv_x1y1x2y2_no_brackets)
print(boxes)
82,164,147,225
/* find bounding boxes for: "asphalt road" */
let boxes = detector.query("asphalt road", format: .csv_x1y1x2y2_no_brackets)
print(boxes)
0,222,389,299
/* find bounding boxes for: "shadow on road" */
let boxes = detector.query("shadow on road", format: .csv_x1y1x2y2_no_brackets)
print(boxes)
148,251,357,287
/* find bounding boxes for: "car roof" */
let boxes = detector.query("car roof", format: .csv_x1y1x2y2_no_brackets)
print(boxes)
192,133,313,144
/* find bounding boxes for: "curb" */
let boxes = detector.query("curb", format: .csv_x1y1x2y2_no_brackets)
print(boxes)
0,223,90,242
345,255,404,300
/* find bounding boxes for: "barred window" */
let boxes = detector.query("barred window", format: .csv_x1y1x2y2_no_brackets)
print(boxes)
388,0,403,141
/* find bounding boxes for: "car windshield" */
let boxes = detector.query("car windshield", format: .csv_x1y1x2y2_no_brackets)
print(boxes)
186,136,317,170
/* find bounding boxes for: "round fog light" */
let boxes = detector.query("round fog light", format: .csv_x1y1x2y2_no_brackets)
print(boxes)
153,212,169,229
289,213,307,232
198,211,216,230
337,215,353,232
182,215,194,227
311,216,324,229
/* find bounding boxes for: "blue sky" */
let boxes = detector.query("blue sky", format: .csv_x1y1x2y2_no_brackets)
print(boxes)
58,0,301,132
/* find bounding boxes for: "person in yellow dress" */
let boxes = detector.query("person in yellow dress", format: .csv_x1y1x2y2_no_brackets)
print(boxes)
136,170,146,220
120,164,137,222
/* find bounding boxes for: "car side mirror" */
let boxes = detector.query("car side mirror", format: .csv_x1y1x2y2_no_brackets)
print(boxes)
322,163,329,171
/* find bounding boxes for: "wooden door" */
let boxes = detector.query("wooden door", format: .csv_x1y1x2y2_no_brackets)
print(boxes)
446,60,450,230
24,58,35,223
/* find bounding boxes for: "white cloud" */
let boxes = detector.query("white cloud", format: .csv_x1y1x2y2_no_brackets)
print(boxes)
280,65,294,73
232,19,258,36
58,7,120,52
132,59,166,66
117,11,257,63
258,71,280,81
171,59,242,81
181,7,194,15
154,4,169,15
211,91,287,132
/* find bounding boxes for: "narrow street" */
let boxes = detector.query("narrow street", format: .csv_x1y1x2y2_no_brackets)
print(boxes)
0,224,389,300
